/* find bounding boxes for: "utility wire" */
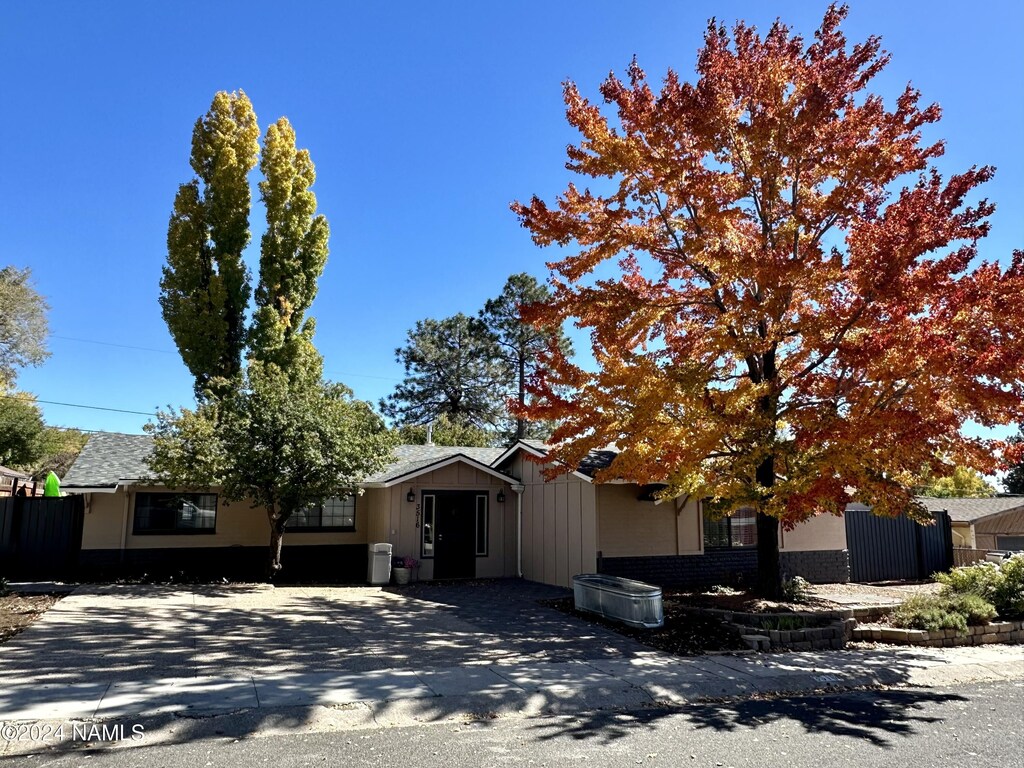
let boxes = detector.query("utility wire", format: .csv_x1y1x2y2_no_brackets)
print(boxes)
1,394,156,417
51,334,404,381
51,335,177,354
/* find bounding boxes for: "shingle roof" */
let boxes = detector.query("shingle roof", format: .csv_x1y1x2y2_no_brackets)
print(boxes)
62,436,510,489
917,496,1024,523
61,432,154,487
0,464,31,480
362,444,507,484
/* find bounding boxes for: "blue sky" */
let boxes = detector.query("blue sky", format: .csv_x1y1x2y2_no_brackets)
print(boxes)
2,1,1022,436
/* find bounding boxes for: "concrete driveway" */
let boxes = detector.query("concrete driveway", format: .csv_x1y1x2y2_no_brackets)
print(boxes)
3,580,1022,737
0,580,656,686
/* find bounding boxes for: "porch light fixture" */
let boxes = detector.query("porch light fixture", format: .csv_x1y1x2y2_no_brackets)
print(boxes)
497,490,506,504
406,490,416,503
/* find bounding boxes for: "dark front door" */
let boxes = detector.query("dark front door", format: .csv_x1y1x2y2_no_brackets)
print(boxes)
432,492,476,580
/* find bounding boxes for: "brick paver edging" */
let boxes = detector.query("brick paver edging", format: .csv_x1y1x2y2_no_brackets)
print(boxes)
852,619,1024,647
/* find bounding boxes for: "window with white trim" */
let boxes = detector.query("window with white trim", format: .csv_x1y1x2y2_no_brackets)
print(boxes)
475,494,488,556
422,494,435,557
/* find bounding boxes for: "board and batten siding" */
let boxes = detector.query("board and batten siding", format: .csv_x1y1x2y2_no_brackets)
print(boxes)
368,462,515,581
974,507,1024,550
508,454,597,588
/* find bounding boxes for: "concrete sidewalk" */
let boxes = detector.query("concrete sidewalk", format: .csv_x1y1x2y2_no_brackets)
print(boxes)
4,644,1023,725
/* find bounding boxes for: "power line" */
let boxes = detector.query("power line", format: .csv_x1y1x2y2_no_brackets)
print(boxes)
45,425,146,435
1,394,156,417
51,335,177,354
52,334,404,382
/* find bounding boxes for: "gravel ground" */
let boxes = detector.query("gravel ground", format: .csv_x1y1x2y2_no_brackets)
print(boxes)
0,592,60,643
810,581,940,605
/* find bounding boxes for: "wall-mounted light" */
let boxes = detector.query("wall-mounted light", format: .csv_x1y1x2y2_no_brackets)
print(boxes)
407,489,416,503
497,490,506,504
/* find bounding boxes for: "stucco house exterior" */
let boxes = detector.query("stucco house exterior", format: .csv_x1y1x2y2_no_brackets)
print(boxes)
920,496,1024,552
61,433,851,587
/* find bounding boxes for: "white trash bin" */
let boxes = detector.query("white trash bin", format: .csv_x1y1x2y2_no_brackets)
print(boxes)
367,542,393,585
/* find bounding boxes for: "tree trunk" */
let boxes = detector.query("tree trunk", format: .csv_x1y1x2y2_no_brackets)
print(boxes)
755,505,781,598
516,349,526,440
267,512,286,580
754,448,782,597
755,343,782,598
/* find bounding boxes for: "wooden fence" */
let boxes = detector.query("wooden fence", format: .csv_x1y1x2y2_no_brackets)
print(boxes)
952,547,990,567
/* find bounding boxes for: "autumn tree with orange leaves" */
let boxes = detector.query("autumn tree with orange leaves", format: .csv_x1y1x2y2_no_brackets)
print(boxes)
512,5,1024,594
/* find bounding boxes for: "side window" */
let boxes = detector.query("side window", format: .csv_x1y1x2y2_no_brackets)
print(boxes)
475,494,488,556
702,504,758,549
422,494,435,557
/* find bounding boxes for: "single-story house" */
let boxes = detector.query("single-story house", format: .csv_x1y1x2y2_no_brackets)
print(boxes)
919,496,1024,552
61,433,851,587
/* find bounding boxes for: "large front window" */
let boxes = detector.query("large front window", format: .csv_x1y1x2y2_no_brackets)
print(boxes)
133,493,217,534
703,505,757,549
288,495,356,531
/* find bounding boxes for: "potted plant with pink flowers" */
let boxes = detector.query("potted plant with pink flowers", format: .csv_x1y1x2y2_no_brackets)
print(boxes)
392,556,419,585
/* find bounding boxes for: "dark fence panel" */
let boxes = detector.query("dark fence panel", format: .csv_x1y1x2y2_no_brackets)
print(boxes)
845,509,953,583
0,495,84,579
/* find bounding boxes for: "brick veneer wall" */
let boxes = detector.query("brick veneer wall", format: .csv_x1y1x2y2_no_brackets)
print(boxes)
779,549,851,584
76,544,368,583
597,548,850,588
598,549,758,588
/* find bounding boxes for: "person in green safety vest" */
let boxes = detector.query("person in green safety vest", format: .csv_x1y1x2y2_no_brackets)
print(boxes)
42,470,61,497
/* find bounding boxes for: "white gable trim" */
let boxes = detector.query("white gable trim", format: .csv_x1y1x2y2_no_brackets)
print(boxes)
362,454,518,488
492,441,594,484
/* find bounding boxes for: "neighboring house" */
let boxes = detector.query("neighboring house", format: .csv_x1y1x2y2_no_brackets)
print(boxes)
61,433,851,587
0,464,33,496
919,496,1024,552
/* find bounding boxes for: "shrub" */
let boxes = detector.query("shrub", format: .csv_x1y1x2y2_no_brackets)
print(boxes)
781,576,812,604
936,560,1001,599
892,596,966,632
760,615,805,631
935,554,1024,620
993,554,1024,619
891,593,996,632
943,593,998,625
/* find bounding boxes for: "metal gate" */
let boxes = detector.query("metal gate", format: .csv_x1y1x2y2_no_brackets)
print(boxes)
845,509,953,583
0,495,85,579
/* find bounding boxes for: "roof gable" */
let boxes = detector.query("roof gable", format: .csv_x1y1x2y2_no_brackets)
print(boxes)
917,496,1024,523
61,432,154,487
493,440,597,483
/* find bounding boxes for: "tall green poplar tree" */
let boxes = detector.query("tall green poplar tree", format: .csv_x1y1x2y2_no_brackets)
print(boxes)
250,117,331,372
160,90,260,397
151,97,394,577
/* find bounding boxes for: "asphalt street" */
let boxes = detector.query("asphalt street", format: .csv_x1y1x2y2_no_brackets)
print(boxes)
5,679,1022,768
